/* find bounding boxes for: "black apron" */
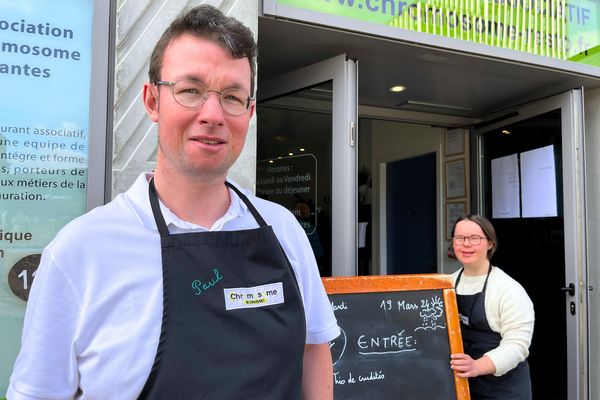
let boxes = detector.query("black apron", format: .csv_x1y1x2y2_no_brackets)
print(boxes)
456,265,532,400
138,179,306,399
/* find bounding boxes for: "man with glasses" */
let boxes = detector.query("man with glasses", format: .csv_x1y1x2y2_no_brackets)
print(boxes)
7,5,339,400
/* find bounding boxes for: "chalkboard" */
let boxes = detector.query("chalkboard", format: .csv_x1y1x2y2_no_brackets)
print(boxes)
323,274,470,400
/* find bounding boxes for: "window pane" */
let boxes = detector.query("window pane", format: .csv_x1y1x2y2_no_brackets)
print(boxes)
256,82,333,276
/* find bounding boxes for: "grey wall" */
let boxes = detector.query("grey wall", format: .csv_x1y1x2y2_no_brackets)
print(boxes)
112,0,258,197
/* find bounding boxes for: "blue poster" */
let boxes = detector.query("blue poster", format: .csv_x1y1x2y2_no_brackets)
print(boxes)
0,0,94,393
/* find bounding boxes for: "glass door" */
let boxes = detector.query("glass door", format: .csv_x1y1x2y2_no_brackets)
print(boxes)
257,55,358,276
474,90,587,399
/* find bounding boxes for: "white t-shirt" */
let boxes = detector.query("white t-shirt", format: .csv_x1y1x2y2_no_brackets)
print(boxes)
452,267,535,377
7,172,340,400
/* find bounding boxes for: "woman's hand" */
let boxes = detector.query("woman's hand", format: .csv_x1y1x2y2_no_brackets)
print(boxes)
450,353,496,378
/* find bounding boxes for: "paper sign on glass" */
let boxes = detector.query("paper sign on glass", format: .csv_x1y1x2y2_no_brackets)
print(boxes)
520,145,557,218
491,154,520,219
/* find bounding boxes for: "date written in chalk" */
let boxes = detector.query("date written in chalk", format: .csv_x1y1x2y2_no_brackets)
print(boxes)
0,230,33,243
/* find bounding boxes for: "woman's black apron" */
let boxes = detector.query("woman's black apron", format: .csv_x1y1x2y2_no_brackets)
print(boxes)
456,265,531,400
138,179,306,399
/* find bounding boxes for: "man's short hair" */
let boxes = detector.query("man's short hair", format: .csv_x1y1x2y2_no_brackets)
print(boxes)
148,4,257,96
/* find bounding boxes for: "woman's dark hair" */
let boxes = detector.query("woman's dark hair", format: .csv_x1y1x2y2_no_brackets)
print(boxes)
148,5,257,95
447,214,498,259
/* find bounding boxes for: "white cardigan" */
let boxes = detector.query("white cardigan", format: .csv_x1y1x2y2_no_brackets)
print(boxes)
452,267,535,376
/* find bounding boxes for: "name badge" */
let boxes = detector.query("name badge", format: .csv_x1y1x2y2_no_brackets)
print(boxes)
459,313,470,326
224,282,285,310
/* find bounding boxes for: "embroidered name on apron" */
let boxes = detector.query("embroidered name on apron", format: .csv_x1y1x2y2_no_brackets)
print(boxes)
224,282,285,310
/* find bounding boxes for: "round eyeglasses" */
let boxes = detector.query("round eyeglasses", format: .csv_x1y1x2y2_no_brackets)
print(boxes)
155,79,253,116
452,235,487,246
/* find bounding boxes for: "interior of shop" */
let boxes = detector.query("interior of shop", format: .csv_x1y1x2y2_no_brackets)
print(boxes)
256,14,600,400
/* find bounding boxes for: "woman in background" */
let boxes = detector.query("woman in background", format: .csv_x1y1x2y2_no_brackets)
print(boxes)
449,214,534,399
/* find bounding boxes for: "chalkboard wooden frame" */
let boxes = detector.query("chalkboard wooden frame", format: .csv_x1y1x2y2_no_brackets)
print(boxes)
323,274,470,400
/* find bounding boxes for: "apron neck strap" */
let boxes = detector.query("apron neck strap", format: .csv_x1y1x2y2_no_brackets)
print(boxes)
225,181,268,227
148,177,169,237
148,178,269,238
455,262,493,292
481,263,493,292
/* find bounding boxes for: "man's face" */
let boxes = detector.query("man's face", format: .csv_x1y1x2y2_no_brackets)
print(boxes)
144,33,254,183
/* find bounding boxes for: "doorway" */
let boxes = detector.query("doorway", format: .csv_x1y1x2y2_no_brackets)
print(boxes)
385,153,437,275
482,110,565,399
475,90,587,399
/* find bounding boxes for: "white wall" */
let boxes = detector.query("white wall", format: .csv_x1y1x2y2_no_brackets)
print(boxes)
113,0,259,196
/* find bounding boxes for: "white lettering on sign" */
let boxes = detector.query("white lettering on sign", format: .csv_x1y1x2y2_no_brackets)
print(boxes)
357,329,417,355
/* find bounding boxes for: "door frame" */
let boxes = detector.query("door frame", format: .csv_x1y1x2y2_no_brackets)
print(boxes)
258,54,358,276
473,89,588,399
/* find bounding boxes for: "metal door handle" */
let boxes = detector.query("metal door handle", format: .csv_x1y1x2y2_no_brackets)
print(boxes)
560,283,575,296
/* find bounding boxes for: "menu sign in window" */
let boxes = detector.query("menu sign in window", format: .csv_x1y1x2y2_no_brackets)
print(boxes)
256,154,318,234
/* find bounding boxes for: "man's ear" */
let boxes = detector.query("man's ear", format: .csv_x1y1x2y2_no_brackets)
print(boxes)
143,82,159,123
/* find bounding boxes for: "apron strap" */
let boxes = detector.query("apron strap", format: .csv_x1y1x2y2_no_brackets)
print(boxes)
226,181,268,227
481,263,492,292
455,268,465,286
148,178,268,238
455,263,493,291
225,182,301,291
148,177,170,237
